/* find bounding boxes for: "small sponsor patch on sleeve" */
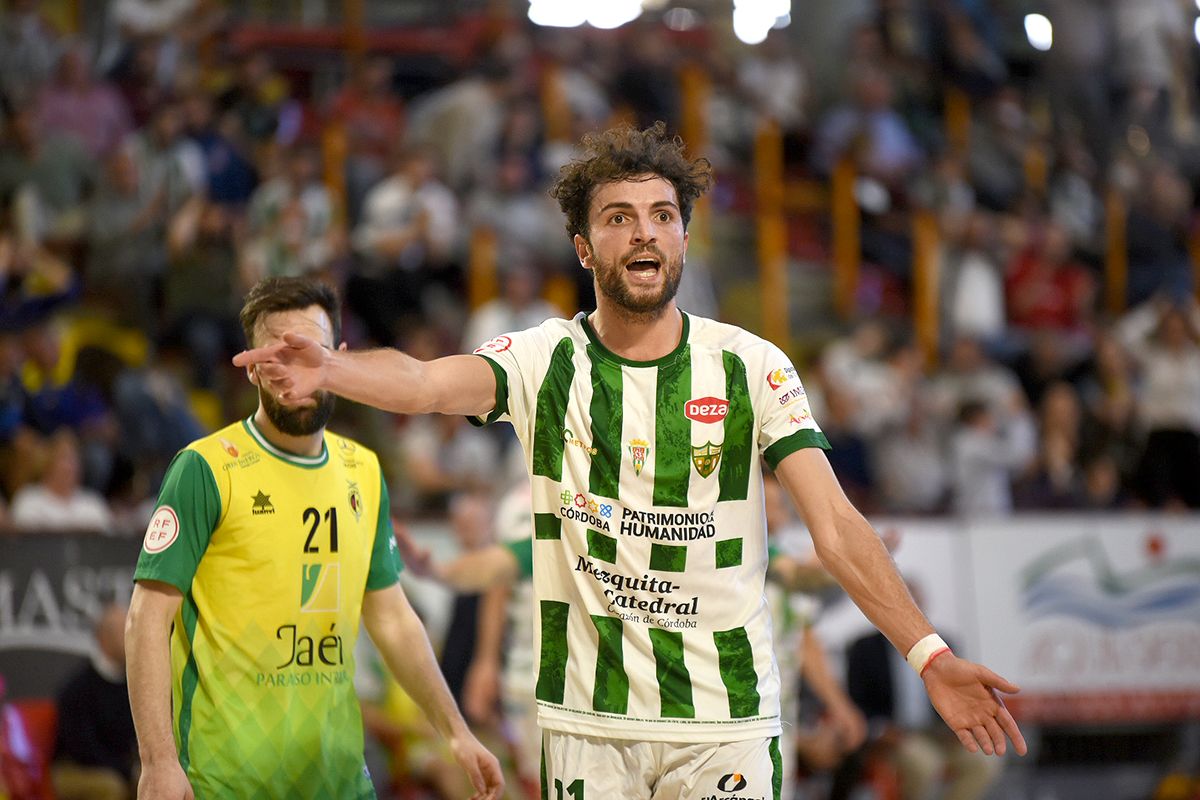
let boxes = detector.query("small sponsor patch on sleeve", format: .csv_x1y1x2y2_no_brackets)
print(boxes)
473,335,513,354
143,506,180,553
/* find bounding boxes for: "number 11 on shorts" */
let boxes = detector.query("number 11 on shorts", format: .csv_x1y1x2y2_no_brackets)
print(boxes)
554,778,584,799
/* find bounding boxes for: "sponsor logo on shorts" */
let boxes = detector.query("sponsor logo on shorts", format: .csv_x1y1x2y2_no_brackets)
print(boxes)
700,770,765,800
718,773,748,792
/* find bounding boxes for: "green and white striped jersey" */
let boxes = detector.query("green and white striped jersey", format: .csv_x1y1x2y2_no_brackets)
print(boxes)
471,312,829,743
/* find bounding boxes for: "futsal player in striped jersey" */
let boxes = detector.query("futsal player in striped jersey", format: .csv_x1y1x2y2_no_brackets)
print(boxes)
237,123,1026,800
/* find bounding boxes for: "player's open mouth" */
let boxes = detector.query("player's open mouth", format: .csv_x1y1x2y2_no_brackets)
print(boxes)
625,256,661,281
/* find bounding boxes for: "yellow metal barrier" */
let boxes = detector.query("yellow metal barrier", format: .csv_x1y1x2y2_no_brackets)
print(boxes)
754,121,789,348
912,210,940,368
468,227,499,312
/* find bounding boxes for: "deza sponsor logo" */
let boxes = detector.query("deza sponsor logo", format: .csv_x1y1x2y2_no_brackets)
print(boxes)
685,396,729,424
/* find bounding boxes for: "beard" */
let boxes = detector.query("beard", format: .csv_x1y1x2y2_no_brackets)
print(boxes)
260,386,336,436
590,244,683,319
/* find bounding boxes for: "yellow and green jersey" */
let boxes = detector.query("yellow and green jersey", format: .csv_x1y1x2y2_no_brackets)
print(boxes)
471,312,829,743
134,417,402,799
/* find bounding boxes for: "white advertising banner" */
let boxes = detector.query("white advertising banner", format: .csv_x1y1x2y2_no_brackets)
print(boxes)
967,515,1200,723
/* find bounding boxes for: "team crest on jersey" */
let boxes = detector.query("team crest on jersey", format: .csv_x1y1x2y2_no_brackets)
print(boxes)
627,439,650,476
347,480,363,522
300,563,340,612
219,438,239,458
691,442,722,478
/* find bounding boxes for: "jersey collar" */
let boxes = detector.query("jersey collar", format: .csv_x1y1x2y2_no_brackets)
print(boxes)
578,311,691,368
243,416,329,469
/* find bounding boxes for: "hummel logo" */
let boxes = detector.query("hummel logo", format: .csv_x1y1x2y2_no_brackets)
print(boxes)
251,490,275,515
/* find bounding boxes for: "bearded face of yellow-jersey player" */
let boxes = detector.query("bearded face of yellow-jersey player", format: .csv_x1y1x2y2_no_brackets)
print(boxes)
246,304,347,437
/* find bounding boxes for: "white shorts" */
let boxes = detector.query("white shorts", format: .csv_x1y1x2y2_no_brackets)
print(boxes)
540,730,783,800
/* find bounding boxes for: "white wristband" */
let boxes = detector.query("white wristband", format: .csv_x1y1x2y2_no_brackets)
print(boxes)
906,633,950,676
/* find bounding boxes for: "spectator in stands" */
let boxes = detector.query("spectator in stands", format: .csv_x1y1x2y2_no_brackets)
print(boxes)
52,603,136,800
1119,298,1200,508
0,104,95,246
1124,162,1194,306
406,59,515,193
950,398,1036,515
10,429,113,533
1077,332,1140,472
35,41,132,160
215,51,299,145
162,196,241,389
349,146,458,344
966,87,1032,212
241,143,336,283
925,336,1023,427
1004,221,1096,339
86,145,169,331
612,24,682,130
181,88,258,208
464,149,573,269
124,97,205,217
460,260,563,355
398,413,500,514
811,63,923,188
326,54,406,224
874,398,949,514
1016,382,1085,509
941,212,1006,347
0,0,62,106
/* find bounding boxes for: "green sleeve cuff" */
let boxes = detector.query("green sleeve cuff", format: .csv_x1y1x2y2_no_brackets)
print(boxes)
466,354,509,427
763,429,831,470
501,538,533,580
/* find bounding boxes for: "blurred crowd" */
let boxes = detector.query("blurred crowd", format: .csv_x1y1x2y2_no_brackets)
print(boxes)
2,2,1199,798
1,0,1198,536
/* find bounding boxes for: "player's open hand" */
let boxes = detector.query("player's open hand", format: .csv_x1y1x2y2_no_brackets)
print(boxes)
448,731,505,800
137,760,195,800
923,653,1026,757
233,331,328,403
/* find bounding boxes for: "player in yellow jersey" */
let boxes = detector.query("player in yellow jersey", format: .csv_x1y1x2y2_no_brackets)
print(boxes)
125,277,503,800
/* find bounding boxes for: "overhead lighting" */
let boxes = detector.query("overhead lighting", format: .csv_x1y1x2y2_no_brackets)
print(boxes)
1024,13,1052,51
732,0,790,44
664,7,700,31
1195,16,1200,45
528,0,586,27
587,0,643,29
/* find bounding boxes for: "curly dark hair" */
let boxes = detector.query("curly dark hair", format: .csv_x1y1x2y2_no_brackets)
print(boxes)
550,121,713,240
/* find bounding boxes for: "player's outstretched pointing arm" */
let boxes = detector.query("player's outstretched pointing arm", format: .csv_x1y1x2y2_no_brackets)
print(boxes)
775,447,1027,758
233,333,497,417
